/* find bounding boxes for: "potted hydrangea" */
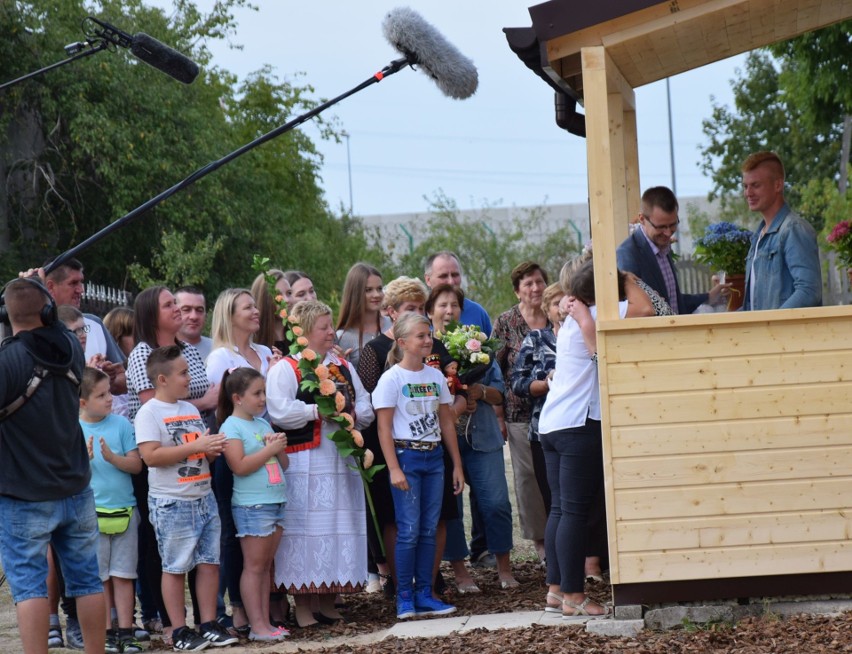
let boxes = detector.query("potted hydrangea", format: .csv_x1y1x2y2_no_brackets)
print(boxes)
694,221,753,310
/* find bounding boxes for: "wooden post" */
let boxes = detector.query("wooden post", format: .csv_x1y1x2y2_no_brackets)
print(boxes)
581,45,637,585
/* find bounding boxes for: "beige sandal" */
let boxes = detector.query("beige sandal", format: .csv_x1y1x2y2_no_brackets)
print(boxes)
544,591,563,613
562,596,611,620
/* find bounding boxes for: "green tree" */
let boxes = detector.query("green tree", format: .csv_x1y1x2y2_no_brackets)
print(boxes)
0,0,384,304
699,21,852,232
393,192,582,318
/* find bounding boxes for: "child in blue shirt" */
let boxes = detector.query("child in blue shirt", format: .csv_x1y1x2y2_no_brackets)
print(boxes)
219,367,289,642
80,367,143,652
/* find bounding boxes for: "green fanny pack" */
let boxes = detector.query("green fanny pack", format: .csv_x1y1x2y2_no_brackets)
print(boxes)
96,507,134,535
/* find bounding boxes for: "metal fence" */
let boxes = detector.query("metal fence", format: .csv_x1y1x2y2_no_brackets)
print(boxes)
79,283,133,317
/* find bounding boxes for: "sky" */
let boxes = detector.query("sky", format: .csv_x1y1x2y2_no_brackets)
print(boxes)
151,1,748,217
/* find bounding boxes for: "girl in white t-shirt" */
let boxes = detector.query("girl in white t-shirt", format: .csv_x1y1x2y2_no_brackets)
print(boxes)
373,312,465,621
218,367,289,642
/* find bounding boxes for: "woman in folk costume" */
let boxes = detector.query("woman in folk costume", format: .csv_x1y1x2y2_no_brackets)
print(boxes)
266,300,374,628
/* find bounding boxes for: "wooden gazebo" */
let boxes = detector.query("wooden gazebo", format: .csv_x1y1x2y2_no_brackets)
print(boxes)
509,0,852,605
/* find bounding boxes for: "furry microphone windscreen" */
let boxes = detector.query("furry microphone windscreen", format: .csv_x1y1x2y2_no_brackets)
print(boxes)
382,7,478,100
130,33,200,85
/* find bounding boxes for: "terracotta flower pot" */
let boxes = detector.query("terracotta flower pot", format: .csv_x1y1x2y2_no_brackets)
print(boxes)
726,273,746,311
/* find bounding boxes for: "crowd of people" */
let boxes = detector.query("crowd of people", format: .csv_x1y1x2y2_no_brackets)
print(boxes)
0,151,825,652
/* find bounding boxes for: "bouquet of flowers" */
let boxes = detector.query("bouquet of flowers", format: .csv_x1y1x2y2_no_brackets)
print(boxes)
826,220,852,269
693,221,753,275
437,321,501,386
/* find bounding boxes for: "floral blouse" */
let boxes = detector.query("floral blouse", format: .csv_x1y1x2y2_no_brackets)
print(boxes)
492,304,551,423
509,327,557,442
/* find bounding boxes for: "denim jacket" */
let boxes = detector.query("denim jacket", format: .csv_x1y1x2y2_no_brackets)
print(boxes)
457,362,505,453
743,204,822,310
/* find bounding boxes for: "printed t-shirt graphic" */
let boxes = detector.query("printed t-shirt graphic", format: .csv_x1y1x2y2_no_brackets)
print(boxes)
164,414,210,484
402,382,441,440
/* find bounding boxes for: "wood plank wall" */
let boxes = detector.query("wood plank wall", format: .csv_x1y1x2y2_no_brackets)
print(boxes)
599,308,852,584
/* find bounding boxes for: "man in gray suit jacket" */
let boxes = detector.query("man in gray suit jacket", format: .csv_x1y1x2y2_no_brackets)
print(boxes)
616,186,725,314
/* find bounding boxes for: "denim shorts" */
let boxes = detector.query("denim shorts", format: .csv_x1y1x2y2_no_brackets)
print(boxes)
97,508,140,581
148,493,220,574
232,502,287,538
0,487,102,603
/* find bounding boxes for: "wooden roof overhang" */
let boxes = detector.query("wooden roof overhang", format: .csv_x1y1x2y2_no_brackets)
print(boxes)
528,0,852,97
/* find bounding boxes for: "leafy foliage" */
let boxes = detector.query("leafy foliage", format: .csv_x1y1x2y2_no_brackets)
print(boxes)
0,0,384,302
392,192,582,317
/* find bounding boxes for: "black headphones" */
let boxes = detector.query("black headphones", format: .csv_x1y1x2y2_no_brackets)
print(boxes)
0,277,58,327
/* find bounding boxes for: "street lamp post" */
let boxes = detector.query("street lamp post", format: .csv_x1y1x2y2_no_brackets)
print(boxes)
342,130,353,214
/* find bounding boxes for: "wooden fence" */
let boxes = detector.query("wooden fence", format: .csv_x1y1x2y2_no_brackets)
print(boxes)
676,253,852,306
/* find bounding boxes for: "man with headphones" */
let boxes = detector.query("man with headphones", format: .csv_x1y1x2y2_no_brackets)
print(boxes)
0,272,105,654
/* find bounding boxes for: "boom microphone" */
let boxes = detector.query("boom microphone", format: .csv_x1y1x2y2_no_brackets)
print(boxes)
130,33,200,85
382,7,478,99
88,17,199,84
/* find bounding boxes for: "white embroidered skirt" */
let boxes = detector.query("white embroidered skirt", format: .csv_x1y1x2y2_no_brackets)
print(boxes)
274,434,367,594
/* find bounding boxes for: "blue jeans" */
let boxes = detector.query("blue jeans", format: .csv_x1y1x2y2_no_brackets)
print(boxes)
444,435,513,560
0,487,101,603
540,419,604,593
391,446,444,595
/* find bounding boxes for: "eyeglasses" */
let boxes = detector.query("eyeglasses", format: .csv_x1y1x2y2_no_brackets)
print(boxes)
72,325,90,336
641,214,680,232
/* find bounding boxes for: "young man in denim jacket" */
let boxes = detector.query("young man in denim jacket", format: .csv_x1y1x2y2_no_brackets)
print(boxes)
741,152,822,310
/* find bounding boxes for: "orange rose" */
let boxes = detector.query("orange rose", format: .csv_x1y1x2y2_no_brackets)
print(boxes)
302,348,317,361
318,379,336,396
334,392,346,412
352,429,364,448
363,449,374,469
339,412,354,430
315,364,330,380
296,336,309,347
292,326,303,336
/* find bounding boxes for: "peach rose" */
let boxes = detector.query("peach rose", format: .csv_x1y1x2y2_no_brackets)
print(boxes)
351,429,364,448
315,364,330,380
275,294,284,303
288,314,299,324
296,336,309,347
302,348,317,361
334,392,346,412
339,412,354,430
292,326,303,336
318,379,336,396
363,449,374,469
279,309,287,319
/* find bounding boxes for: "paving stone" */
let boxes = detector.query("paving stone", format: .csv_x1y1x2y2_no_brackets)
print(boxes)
586,618,644,637
644,605,732,630
614,604,643,620
384,615,470,640
461,611,545,632
766,599,852,617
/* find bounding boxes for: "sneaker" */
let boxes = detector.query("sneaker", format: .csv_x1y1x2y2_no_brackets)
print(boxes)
48,625,64,648
470,551,497,568
133,623,151,642
105,630,122,654
414,589,456,617
396,591,417,620
172,626,210,651
65,618,85,650
119,632,146,653
198,620,239,647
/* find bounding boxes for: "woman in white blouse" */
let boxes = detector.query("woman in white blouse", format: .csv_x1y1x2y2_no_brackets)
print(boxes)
538,258,652,620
